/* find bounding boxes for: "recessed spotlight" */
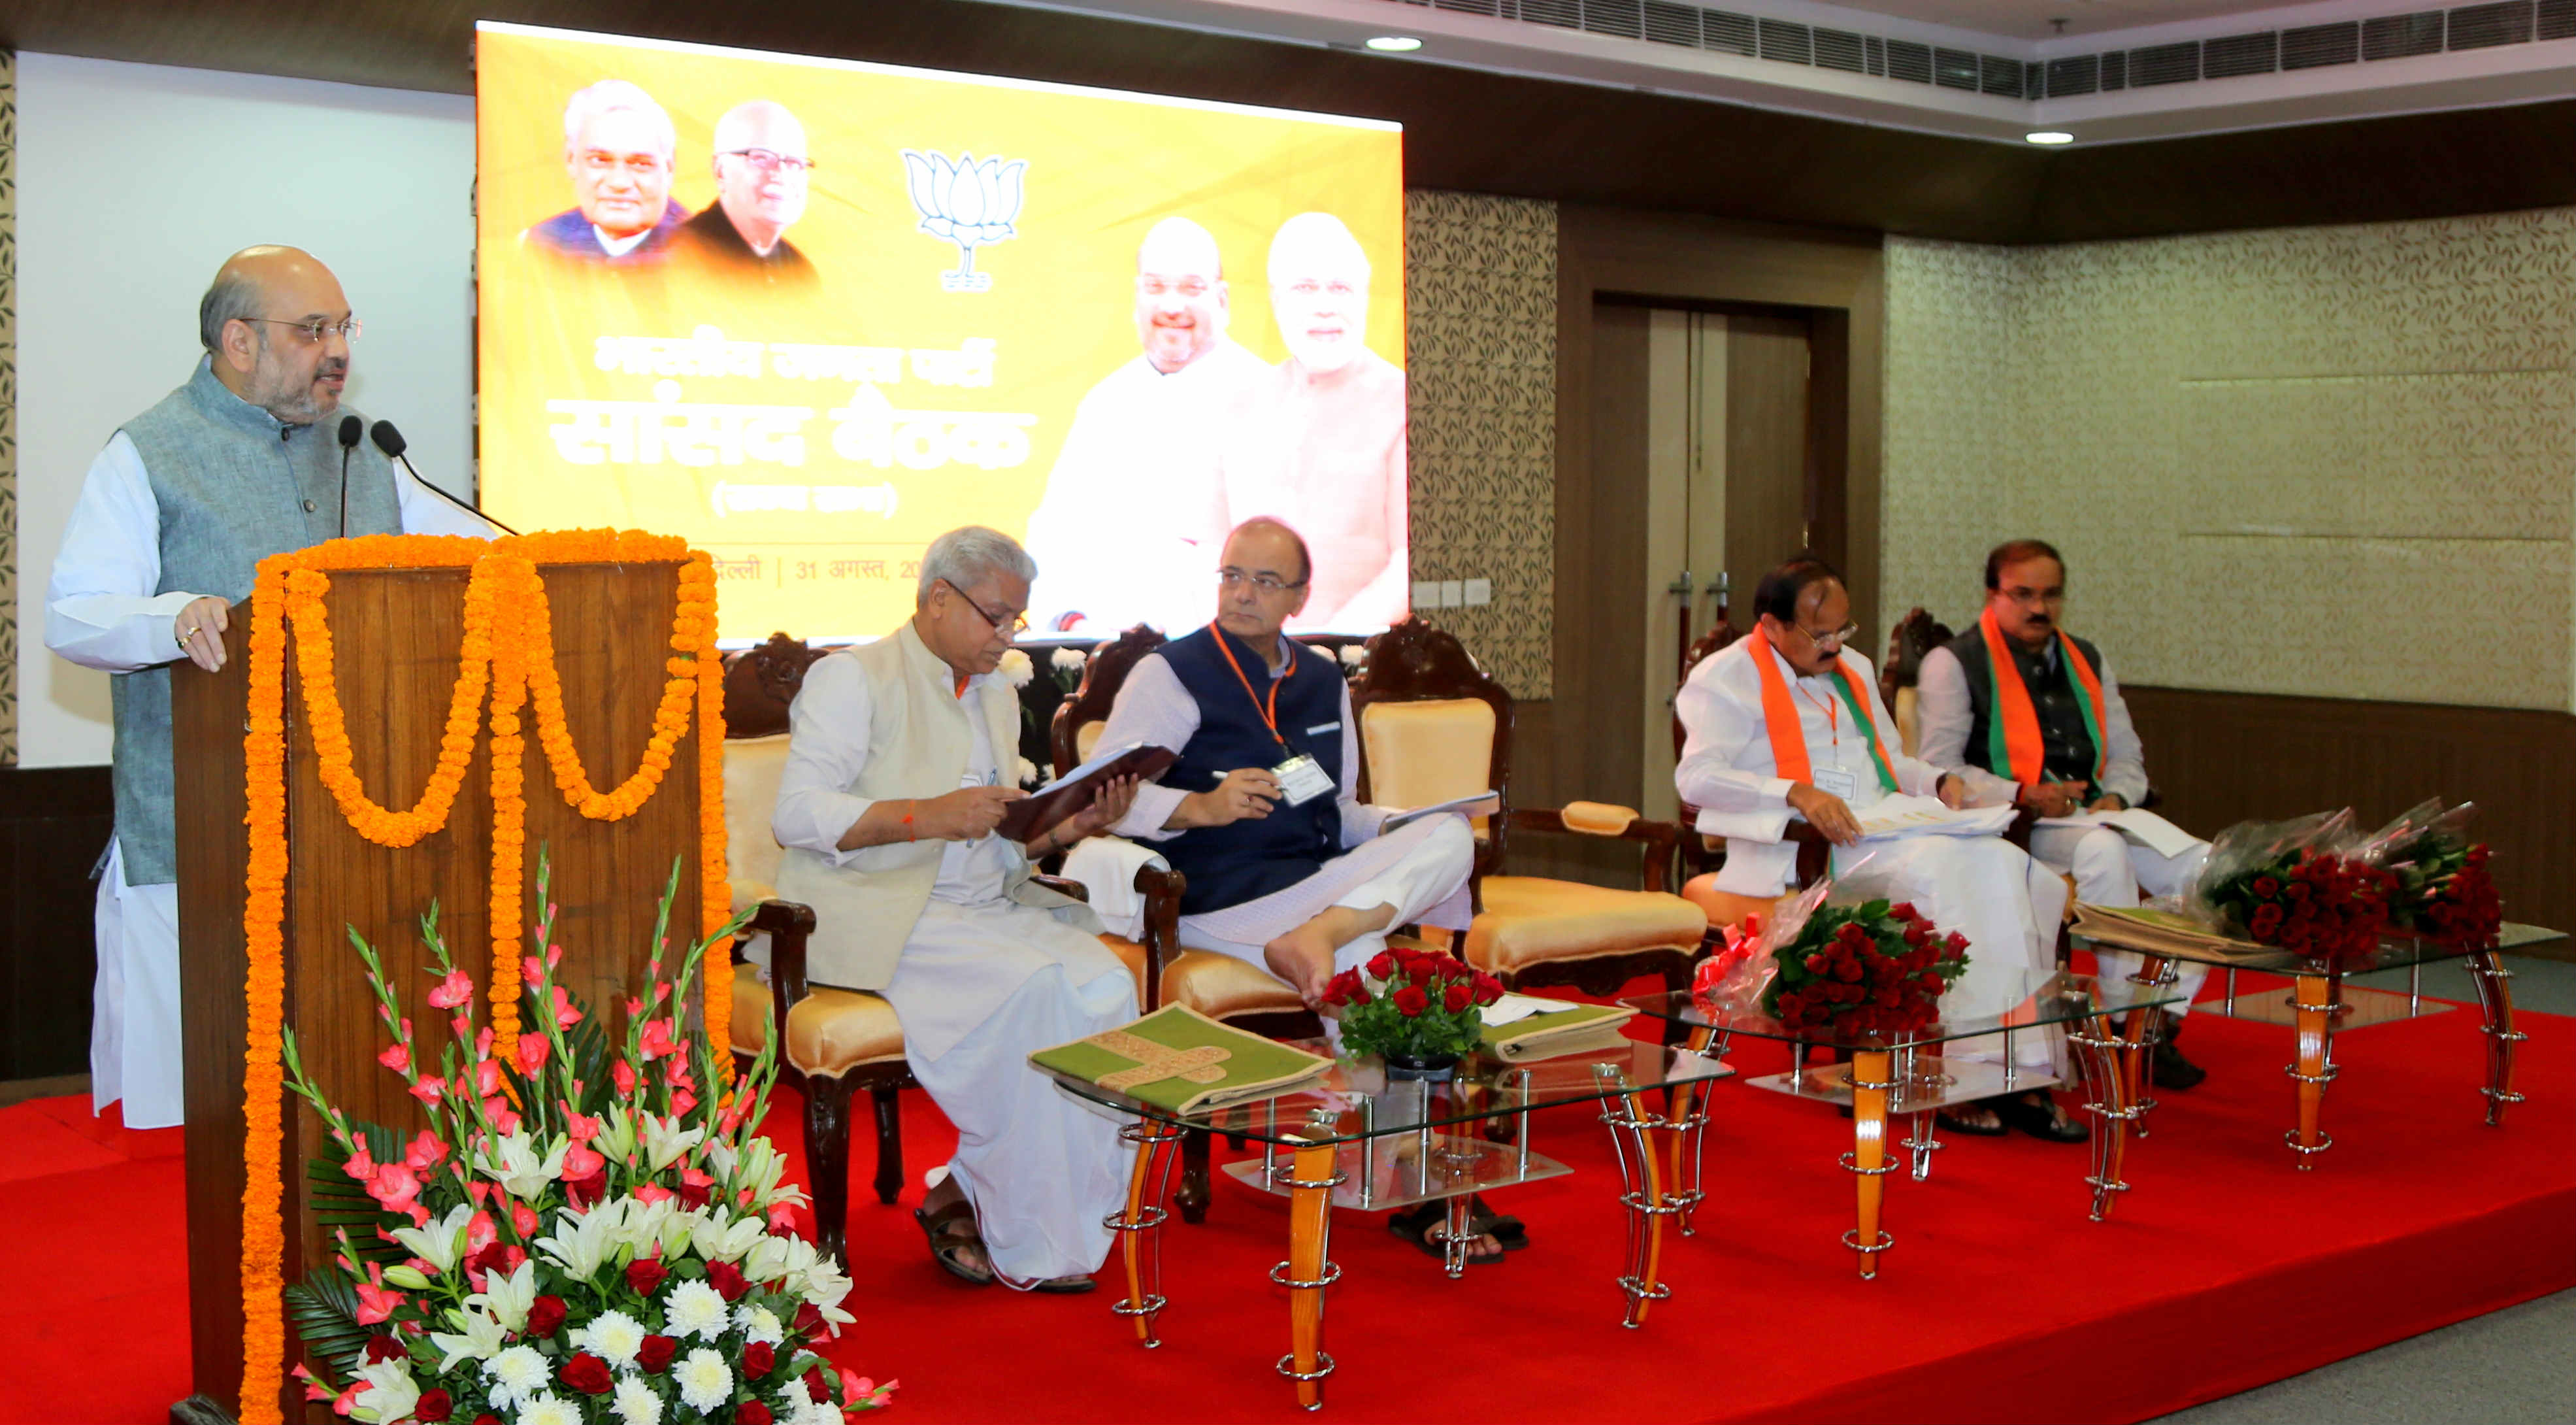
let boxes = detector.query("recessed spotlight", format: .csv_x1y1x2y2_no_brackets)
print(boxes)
1364,36,1424,52
2024,130,2075,145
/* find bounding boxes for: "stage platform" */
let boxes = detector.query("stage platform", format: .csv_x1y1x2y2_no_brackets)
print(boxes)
7,976,2566,1424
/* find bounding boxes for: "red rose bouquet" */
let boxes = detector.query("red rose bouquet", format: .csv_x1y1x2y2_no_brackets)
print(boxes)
278,855,893,1425
2368,799,2502,951
1693,880,1970,1039
1322,945,1505,1064
2194,811,2394,963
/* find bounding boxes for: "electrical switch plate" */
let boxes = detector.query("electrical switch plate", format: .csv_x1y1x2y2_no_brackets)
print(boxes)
1438,580,1464,608
1464,578,1492,606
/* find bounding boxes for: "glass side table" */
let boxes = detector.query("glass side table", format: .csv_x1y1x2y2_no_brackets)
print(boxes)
1034,1036,1734,1410
1625,969,2185,1279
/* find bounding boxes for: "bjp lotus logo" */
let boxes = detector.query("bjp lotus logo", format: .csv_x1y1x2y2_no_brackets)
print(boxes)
901,149,1026,292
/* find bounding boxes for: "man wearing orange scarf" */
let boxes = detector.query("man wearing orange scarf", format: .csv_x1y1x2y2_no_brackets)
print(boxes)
1917,539,2212,1090
1677,558,2080,1141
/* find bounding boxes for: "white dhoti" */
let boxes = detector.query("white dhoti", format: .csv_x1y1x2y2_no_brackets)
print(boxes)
881,900,1139,1284
1832,835,2066,1069
1178,815,1478,981
92,839,184,1129
2030,824,2212,1016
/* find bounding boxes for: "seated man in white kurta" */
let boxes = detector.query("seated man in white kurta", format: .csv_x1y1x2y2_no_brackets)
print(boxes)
771,526,1140,1292
1916,538,2213,1090
1675,556,2082,1143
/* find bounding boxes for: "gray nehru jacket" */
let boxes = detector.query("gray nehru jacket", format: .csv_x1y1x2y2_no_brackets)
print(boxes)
109,359,402,885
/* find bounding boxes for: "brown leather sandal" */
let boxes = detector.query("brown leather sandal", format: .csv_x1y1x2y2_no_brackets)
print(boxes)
912,1198,995,1286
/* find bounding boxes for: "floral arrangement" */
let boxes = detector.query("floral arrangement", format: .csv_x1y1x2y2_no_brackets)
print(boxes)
279,858,890,1425
1696,899,1969,1039
2200,850,2395,962
2368,799,2502,952
1321,945,1504,1064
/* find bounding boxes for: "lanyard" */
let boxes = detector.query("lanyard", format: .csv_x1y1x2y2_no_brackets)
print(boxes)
1794,680,1840,746
1208,622,1294,749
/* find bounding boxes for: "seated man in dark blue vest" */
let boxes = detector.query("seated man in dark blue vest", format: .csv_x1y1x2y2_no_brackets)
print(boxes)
1097,517,1475,1005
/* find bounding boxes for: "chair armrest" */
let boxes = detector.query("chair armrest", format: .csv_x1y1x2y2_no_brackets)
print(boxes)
1133,863,1187,1013
751,899,819,1049
2003,805,2041,854
1032,873,1091,904
1507,805,1685,894
1786,823,1832,886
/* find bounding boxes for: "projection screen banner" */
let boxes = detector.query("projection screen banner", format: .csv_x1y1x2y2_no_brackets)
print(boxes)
475,22,1409,642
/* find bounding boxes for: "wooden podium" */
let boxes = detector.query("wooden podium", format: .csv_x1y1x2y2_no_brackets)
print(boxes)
172,560,706,1422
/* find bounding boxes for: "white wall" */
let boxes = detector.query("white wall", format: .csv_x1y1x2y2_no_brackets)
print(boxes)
15,54,474,767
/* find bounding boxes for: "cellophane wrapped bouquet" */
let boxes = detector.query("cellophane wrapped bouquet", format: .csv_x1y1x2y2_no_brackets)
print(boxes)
280,859,891,1425
1691,875,1972,1038
2188,809,2396,964
2364,798,2502,951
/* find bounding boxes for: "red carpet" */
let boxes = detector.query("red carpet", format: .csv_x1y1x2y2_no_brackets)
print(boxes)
10,979,2569,1424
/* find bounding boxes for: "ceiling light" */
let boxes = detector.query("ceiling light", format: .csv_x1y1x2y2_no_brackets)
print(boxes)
1364,36,1424,52
2024,131,2075,145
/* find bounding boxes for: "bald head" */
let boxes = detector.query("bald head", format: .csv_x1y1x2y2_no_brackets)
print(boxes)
1215,516,1313,647
201,246,353,424
710,100,810,256
1266,212,1371,373
1134,216,1229,373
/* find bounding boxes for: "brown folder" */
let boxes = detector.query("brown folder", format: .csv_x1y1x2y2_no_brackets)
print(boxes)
998,743,1178,844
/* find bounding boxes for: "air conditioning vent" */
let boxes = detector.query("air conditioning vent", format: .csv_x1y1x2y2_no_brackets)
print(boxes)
1640,0,1701,46
2446,0,2535,47
1702,9,1757,56
2201,31,2279,76
1934,46,1982,89
2129,41,2203,85
2541,0,2576,39
2361,11,2447,57
2281,22,2362,67
1518,0,1580,31
1885,38,1932,83
1430,0,1504,15
2045,54,2100,96
1581,0,1646,41
1815,27,1866,73
2100,50,2128,90
1759,18,1813,63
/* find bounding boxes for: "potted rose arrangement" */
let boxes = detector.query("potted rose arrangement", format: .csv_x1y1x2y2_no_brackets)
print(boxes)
1320,945,1505,1079
280,857,892,1424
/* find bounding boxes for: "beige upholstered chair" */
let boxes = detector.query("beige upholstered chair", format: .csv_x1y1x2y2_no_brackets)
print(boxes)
1352,618,1709,1003
1879,607,1956,760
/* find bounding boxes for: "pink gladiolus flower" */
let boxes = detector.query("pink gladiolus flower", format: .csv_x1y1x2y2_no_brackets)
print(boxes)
365,1164,422,1215
485,1101,522,1136
612,1061,637,1095
467,1210,497,1254
521,954,546,989
408,1077,446,1107
670,1090,697,1116
293,1364,330,1403
333,1381,363,1416
550,984,582,1029
354,1279,405,1325
625,997,646,1018
343,1145,376,1182
639,1020,680,1062
376,1042,409,1075
403,1130,446,1173
512,1201,540,1237
474,1059,503,1098
473,1028,494,1060
515,1033,548,1076
427,971,473,1009
563,1144,606,1181
468,1181,492,1205
406,1203,430,1226
767,1202,798,1235
634,1182,676,1206
564,1109,602,1145
448,1014,471,1043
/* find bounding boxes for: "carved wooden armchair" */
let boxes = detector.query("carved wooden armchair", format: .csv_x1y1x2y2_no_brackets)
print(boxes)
1352,618,1709,1003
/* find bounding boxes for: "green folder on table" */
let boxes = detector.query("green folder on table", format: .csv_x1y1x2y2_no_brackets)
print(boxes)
1481,1001,1638,1062
1031,1003,1333,1115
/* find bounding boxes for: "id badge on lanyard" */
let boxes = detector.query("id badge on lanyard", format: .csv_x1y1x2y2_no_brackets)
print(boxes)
1809,765,1860,802
1272,752,1334,806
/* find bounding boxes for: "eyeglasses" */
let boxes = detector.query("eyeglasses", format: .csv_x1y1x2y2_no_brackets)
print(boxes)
1794,621,1862,650
1218,567,1306,594
938,577,1029,636
242,316,361,345
721,148,815,175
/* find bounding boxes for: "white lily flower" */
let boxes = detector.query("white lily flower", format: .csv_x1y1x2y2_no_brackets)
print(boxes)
536,1200,622,1280
468,1257,538,1333
741,1233,795,1284
689,1208,766,1266
429,1304,509,1373
595,1104,641,1165
474,1128,570,1200
796,1254,857,1324
389,1202,474,1277
637,1112,706,1172
704,1139,740,1182
654,1203,706,1260
612,1194,674,1254
348,1358,419,1424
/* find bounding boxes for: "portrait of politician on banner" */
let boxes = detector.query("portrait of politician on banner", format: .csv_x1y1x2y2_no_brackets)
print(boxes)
475,22,1408,643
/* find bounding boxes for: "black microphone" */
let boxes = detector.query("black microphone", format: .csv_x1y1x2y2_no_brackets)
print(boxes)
371,420,521,535
336,415,363,538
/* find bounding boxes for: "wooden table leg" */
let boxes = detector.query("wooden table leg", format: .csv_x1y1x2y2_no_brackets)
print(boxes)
1664,1026,1716,1237
1846,1048,1896,1279
1109,1119,1183,1347
2287,971,2339,1168
1276,1116,1344,1411
1591,1063,1675,1328
2467,948,2526,1126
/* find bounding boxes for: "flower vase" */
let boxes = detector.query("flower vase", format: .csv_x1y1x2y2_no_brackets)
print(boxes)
1383,1050,1461,1082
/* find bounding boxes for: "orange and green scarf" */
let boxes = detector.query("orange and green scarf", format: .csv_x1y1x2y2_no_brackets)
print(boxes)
1752,629,1897,796
1977,606,2107,788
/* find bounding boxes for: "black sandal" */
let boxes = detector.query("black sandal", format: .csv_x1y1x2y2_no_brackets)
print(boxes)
1994,1091,2089,1143
1388,1201,1513,1264
913,1198,996,1286
1032,1275,1097,1294
1936,1104,2008,1137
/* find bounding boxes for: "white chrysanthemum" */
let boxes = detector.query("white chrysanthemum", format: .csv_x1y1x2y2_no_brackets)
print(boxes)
612,1374,667,1425
674,1348,734,1413
1339,644,1366,668
483,1345,551,1408
996,647,1034,687
662,1277,731,1340
518,1391,580,1425
734,1303,785,1345
1050,646,1086,671
573,1309,648,1371
1016,756,1042,788
348,1358,418,1424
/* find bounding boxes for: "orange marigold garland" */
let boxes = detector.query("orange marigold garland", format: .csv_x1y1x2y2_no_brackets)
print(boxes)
232,529,731,1416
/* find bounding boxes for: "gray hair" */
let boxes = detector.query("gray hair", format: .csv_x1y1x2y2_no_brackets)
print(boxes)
918,526,1038,602
198,266,266,354
561,79,676,164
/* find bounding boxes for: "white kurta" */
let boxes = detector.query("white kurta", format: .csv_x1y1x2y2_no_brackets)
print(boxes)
1021,341,1268,635
1093,643,1475,977
772,656,1136,1283
1675,640,2063,1065
1916,640,2211,1014
45,430,494,1130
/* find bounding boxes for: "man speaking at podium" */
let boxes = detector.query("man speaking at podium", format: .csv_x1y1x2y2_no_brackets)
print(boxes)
43,246,493,1130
